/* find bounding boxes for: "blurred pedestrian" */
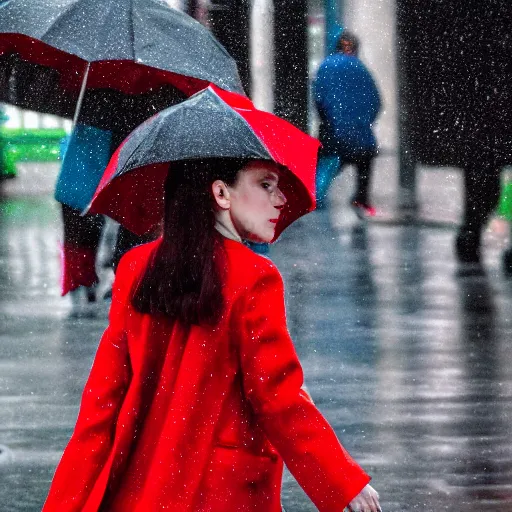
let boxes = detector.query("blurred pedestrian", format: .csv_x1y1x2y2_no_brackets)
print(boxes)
56,124,112,305
313,30,381,215
451,7,512,272
43,157,381,512
455,156,505,271
56,121,158,312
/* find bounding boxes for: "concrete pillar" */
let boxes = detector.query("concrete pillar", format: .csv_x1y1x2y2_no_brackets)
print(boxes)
208,0,251,95
342,0,397,152
273,0,309,131
250,0,274,112
163,0,185,10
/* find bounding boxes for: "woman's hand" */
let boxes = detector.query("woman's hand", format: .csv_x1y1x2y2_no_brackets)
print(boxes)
346,484,381,512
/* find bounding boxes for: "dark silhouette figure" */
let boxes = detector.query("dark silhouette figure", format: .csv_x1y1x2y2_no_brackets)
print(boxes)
396,0,512,270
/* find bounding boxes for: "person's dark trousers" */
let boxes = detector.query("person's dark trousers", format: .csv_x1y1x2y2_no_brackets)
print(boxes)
60,204,105,298
62,204,105,248
348,150,375,206
456,160,502,264
315,148,375,208
112,226,156,272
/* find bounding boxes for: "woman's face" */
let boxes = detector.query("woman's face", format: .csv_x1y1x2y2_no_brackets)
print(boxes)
227,161,287,243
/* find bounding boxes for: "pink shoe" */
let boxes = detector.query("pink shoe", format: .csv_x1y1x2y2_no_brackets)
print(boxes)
351,200,377,219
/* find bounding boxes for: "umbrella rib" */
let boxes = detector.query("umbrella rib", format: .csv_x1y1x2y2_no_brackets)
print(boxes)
228,107,274,162
72,62,91,127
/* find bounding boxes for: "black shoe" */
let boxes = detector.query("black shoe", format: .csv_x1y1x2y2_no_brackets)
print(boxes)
86,285,97,303
455,230,481,264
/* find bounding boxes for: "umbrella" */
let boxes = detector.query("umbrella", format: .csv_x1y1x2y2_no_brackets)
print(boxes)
0,0,244,131
87,84,320,242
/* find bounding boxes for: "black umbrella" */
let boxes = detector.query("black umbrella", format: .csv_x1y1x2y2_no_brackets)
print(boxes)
0,0,244,131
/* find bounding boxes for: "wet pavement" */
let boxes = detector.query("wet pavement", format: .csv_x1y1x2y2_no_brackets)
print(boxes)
2,158,512,511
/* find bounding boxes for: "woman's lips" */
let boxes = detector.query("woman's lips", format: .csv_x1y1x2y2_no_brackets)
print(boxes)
269,219,279,224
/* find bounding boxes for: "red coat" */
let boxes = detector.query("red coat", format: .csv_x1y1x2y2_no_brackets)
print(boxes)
43,237,370,511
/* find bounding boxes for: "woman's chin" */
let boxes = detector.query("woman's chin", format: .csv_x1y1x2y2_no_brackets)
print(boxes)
245,232,273,244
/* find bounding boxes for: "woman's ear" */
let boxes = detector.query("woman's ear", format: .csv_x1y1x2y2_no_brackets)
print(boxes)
212,180,231,210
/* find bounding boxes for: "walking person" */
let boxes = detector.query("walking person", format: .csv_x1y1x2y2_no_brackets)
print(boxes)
56,124,112,305
57,121,156,311
43,88,381,512
313,30,381,215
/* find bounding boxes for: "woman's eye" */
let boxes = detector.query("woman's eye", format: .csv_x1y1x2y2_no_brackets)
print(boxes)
261,182,271,189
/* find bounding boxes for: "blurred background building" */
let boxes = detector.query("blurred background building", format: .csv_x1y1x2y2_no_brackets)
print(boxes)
3,0,510,223
1,0,397,157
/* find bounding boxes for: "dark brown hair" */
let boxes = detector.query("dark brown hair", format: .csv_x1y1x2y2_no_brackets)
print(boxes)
336,30,360,54
132,158,249,325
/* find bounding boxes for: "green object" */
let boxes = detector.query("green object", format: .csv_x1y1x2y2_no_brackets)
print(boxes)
497,176,512,221
0,127,67,179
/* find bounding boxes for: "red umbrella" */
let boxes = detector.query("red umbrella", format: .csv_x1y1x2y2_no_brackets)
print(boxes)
87,85,320,241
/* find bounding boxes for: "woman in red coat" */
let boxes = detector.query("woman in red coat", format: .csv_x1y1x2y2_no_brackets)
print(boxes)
43,158,381,512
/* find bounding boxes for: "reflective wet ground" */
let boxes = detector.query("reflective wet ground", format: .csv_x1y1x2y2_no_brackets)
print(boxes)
1,162,512,511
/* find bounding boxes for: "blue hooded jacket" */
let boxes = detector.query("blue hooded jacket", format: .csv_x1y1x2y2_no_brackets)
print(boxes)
313,54,381,157
55,124,113,211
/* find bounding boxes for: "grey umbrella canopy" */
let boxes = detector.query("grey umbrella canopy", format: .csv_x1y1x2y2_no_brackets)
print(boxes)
0,0,244,130
116,90,272,175
88,85,320,241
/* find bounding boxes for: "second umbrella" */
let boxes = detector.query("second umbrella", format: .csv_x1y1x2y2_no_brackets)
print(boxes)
0,0,244,130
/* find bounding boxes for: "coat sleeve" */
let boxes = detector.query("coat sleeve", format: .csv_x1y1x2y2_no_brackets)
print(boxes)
43,256,133,511
239,264,371,512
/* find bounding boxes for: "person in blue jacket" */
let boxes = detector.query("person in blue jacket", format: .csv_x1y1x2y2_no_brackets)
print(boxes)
56,123,154,310
313,31,381,215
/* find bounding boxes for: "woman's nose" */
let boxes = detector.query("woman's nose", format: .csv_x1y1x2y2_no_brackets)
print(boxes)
274,188,287,207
